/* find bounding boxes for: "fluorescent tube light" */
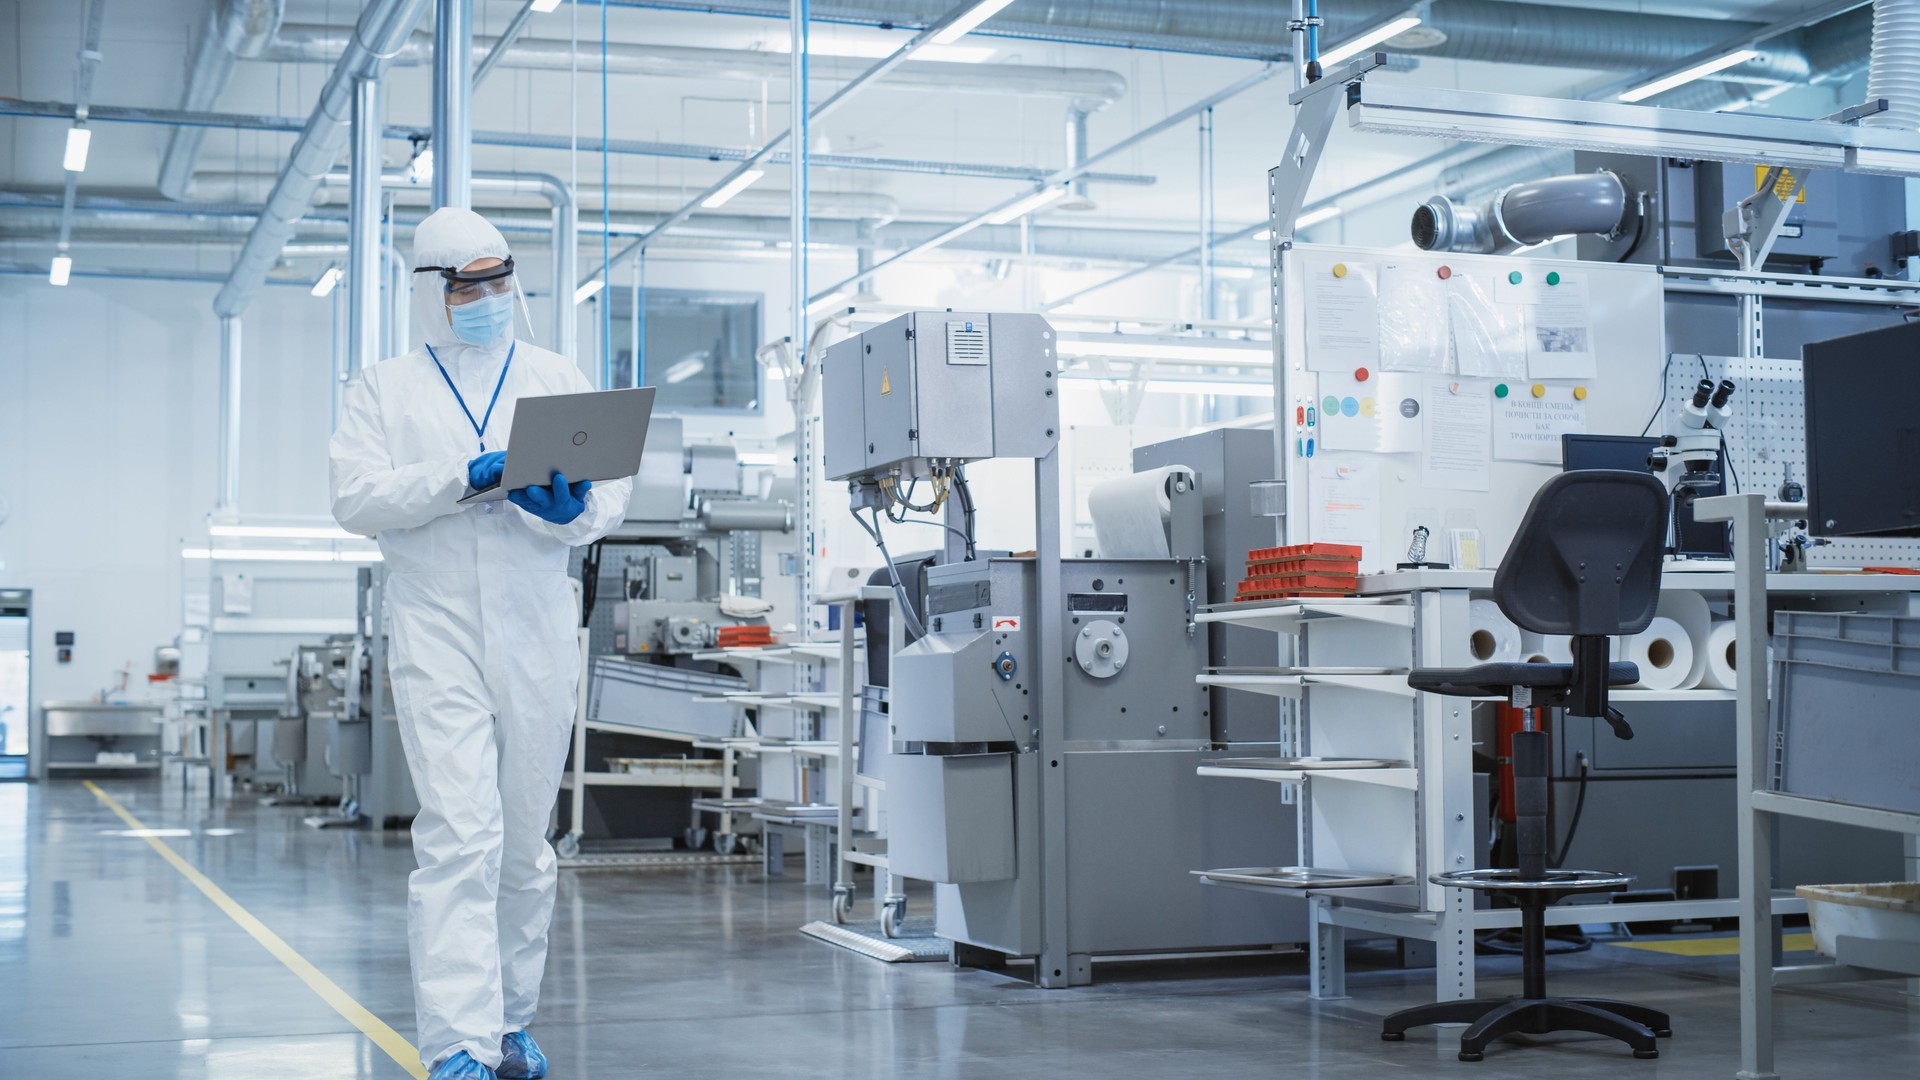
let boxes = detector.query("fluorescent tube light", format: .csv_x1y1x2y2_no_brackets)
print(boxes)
209,524,359,540
310,266,343,298
1139,379,1273,399
984,185,1067,225
1620,49,1762,103
1319,15,1423,68
1298,205,1344,228
530,0,563,11
664,357,706,384
574,278,606,304
768,37,996,63
930,0,1018,45
407,147,434,185
701,168,766,209
48,255,72,287
63,125,92,172
181,547,383,563
1054,335,1269,363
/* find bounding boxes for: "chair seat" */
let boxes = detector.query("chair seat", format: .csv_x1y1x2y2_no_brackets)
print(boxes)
1431,868,1632,894
1408,661,1639,699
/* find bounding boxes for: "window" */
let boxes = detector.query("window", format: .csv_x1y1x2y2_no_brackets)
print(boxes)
607,287,762,413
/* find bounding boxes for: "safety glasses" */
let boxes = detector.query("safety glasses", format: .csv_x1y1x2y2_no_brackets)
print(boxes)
414,256,516,303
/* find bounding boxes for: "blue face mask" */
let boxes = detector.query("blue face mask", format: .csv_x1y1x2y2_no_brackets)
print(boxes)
448,292,514,345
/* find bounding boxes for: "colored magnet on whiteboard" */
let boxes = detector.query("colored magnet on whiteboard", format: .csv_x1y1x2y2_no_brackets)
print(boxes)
1321,395,1339,416
1340,397,1360,417
1494,383,1510,398
1436,265,1452,280
1546,271,1562,286
1573,385,1588,400
1355,367,1370,382
1359,397,1377,418
1531,383,1547,398
1331,263,1349,279
1508,270,1523,285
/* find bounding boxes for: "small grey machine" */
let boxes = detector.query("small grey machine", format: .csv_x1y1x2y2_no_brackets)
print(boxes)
825,311,1297,986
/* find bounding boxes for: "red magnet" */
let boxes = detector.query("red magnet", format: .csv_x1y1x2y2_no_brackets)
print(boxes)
1354,367,1371,382
1436,265,1452,280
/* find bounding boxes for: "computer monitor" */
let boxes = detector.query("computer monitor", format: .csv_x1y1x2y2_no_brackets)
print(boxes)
1803,322,1920,537
1562,433,1660,473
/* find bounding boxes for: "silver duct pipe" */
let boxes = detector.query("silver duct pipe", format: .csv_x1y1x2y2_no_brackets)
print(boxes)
609,0,1858,82
348,77,381,380
265,25,1128,106
212,0,431,319
1412,172,1631,255
159,0,286,201
217,316,243,511
431,0,471,210
1865,0,1920,129
1062,105,1095,211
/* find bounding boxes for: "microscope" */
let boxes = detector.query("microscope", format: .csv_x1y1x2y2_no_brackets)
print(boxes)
1648,378,1736,560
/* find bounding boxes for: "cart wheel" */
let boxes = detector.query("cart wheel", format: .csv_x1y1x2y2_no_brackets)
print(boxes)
881,899,907,939
831,887,855,925
555,833,581,859
683,826,710,851
715,833,742,856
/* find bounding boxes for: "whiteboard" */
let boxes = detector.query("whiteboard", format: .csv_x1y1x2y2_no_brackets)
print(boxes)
1277,244,1667,572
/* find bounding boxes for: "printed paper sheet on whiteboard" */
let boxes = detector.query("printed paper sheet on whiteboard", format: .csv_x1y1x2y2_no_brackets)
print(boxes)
1303,259,1381,373
1526,297,1598,379
1494,385,1589,462
1377,263,1450,374
1448,272,1527,379
1309,456,1382,555
1421,379,1493,492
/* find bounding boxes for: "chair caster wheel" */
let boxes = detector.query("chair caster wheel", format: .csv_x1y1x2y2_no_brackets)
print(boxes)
1379,1032,1404,1042
1458,1051,1484,1062
1655,1028,1673,1038
1634,1050,1660,1059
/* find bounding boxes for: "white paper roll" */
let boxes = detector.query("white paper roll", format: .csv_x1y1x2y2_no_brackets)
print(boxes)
1624,616,1694,690
1468,599,1521,663
1089,466,1195,559
1701,619,1739,690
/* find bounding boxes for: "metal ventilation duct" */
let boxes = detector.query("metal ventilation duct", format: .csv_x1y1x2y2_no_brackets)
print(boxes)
1412,172,1631,254
158,0,286,201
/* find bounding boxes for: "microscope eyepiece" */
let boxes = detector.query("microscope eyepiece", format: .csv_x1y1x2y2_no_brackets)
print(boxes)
1711,379,1736,409
1691,379,1715,408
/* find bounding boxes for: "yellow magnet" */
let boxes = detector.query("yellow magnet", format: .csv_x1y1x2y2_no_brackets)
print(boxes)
1572,385,1588,401
1531,383,1547,398
1332,263,1349,279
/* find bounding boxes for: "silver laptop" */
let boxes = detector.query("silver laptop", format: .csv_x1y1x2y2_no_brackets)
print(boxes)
460,387,656,503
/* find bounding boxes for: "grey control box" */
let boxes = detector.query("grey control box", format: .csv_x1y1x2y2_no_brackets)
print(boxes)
822,311,1060,482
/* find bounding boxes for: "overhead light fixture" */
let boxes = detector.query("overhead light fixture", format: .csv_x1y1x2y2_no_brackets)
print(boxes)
574,278,606,304
529,0,564,11
1319,14,1424,68
768,37,996,63
1620,49,1762,103
1298,205,1344,228
63,125,92,172
209,524,358,540
181,547,382,563
984,185,1068,225
701,168,766,210
310,266,343,298
1054,334,1270,363
664,357,707,384
930,0,1018,45
1061,373,1273,399
407,146,434,185
48,254,73,287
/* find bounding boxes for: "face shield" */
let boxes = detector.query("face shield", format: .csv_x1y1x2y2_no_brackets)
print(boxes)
408,207,537,353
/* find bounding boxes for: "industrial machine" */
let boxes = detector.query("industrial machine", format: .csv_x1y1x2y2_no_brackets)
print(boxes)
827,311,1299,985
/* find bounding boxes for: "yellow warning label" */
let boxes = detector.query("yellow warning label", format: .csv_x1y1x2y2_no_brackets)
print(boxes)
1755,165,1807,204
880,367,892,396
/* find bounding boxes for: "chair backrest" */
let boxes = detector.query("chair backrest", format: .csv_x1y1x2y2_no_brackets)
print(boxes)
1492,470,1667,638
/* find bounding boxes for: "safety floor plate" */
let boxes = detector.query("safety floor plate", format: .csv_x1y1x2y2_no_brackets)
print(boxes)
800,918,950,963
559,851,760,871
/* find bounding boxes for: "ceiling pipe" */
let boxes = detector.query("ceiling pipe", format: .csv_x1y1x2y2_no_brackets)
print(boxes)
158,0,286,201
1062,105,1095,212
53,0,110,279
264,25,1128,107
1412,171,1631,254
211,0,433,319
1864,0,1920,129
431,0,471,211
348,76,381,381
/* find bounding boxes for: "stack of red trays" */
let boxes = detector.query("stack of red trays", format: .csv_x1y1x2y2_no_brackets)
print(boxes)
716,624,777,649
1235,543,1362,601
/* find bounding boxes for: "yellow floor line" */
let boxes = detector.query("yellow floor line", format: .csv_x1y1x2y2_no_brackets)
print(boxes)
84,781,427,1079
1610,932,1815,958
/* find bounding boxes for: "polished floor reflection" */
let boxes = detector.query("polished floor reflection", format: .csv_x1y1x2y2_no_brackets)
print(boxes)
2,780,1916,1078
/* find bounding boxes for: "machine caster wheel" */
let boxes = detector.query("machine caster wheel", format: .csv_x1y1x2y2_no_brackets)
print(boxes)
715,834,743,856
555,834,581,859
831,888,855,925
1379,1032,1404,1042
880,899,906,939
683,826,711,851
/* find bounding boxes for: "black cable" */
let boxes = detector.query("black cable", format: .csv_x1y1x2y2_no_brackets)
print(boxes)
579,541,603,629
953,464,978,560
852,506,925,638
1552,756,1592,870
1696,354,1741,494
1640,351,1677,437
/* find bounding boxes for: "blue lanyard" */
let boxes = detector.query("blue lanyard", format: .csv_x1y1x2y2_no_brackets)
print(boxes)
424,342,514,451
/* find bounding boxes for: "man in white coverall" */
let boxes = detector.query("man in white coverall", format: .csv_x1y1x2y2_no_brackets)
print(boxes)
330,207,633,1080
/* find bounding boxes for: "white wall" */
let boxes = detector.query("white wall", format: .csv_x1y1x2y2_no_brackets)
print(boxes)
0,276,336,706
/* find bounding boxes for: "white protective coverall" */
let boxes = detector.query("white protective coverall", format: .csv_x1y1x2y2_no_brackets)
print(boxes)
329,207,633,1071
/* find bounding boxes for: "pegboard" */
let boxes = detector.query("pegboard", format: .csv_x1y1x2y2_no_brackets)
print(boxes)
1665,353,1920,565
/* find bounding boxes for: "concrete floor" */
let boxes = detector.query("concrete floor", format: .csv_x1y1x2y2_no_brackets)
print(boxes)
3,779,1917,1078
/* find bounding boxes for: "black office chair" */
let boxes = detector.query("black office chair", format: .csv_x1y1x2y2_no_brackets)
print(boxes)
1380,470,1674,1062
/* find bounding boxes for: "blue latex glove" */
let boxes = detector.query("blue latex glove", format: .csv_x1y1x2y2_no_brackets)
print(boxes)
509,470,591,524
467,450,507,490
498,1031,548,1079
428,1051,496,1080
